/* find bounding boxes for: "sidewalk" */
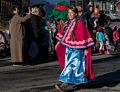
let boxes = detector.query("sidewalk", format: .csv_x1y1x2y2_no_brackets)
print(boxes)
0,52,119,67
0,57,11,67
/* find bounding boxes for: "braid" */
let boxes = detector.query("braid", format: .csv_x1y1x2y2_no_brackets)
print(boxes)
71,18,79,40
62,20,70,35
62,18,79,40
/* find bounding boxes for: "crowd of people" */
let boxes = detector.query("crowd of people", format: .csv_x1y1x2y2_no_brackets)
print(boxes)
0,2,119,64
7,4,49,65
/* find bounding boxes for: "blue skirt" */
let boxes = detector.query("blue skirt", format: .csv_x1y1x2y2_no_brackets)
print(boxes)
59,46,88,84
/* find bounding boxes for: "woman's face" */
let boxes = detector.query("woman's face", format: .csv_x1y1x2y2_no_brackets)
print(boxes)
13,8,18,14
89,6,94,13
68,9,76,20
31,7,39,15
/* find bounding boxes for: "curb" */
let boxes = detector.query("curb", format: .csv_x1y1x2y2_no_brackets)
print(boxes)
0,53,119,67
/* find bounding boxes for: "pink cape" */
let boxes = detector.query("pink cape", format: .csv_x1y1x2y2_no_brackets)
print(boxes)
56,19,95,79
85,47,95,79
55,43,65,69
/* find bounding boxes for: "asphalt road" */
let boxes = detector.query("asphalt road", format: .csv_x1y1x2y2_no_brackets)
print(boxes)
0,54,120,92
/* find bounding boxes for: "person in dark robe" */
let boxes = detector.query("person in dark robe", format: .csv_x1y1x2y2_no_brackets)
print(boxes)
30,4,48,62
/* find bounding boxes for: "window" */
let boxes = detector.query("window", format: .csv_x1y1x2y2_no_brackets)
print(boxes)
70,0,75,6
77,1,82,7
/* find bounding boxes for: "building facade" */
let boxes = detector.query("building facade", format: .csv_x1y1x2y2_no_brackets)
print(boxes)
69,0,89,11
0,0,119,20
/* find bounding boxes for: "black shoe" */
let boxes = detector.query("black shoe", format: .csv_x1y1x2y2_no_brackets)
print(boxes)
12,62,23,66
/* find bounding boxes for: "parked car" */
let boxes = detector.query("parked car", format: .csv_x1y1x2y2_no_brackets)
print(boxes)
104,10,120,20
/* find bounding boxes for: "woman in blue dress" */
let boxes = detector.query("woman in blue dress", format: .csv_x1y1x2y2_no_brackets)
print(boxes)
55,6,95,91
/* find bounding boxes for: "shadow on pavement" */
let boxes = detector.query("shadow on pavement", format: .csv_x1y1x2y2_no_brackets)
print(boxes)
0,52,58,66
23,54,58,66
20,70,120,92
70,70,120,92
93,54,120,64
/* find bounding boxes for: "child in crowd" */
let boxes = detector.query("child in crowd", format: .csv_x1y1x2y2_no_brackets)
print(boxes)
113,26,119,52
96,27,106,54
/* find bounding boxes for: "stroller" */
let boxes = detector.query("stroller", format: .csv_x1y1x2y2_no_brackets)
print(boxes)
0,30,10,57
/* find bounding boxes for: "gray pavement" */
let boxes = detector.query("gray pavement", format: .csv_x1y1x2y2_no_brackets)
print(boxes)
0,53,120,92
0,52,118,67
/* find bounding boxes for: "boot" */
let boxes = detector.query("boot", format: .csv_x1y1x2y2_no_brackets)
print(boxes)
99,50,102,55
106,50,110,54
101,50,105,54
55,83,68,92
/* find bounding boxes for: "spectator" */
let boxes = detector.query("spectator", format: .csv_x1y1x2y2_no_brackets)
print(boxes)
9,5,31,65
96,27,106,54
30,4,48,62
85,5,94,36
113,26,119,52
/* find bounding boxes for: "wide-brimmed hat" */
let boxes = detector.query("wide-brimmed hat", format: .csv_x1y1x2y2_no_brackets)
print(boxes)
48,1,68,22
